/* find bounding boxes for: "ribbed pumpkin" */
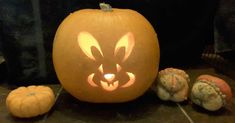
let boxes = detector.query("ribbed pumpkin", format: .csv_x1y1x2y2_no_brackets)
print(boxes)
53,3,160,103
6,85,55,118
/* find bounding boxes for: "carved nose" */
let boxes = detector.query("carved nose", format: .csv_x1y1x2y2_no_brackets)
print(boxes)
104,73,115,82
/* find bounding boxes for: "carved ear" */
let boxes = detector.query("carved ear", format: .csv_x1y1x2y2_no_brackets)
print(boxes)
77,32,103,60
114,32,135,62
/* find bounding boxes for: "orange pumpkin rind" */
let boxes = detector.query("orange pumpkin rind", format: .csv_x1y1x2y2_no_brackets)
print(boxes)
6,85,55,118
53,3,159,103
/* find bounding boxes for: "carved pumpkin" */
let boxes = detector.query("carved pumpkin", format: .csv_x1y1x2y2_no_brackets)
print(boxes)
6,85,55,118
53,3,160,103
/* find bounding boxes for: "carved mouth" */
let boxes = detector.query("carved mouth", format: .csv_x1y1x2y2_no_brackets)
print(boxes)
100,81,119,91
121,72,135,88
87,72,135,91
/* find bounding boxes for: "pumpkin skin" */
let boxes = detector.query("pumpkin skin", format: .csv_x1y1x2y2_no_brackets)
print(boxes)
53,4,160,103
6,85,55,118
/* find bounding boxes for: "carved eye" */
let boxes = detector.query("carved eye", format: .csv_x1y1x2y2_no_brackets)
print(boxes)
116,64,122,72
98,64,104,74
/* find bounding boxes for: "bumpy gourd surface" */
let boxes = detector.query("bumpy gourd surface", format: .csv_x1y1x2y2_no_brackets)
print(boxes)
190,74,232,111
191,82,223,111
154,68,189,102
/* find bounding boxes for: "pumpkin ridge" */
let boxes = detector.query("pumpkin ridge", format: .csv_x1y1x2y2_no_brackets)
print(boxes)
8,97,20,117
41,93,52,114
6,96,16,116
19,97,27,117
32,94,43,114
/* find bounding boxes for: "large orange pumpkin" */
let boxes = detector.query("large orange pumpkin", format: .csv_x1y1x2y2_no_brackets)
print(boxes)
53,3,160,103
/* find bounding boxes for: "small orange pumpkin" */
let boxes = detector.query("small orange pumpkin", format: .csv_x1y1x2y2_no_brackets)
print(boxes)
6,85,55,118
53,3,160,103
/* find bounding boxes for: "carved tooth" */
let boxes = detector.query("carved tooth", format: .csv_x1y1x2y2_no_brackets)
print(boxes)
101,81,108,88
100,81,119,91
114,81,119,87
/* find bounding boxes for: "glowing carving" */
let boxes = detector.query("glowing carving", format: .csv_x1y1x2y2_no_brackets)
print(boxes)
98,64,104,73
121,72,136,88
115,32,135,62
104,73,115,82
101,80,119,91
77,32,103,60
116,64,122,72
88,73,98,87
77,32,136,91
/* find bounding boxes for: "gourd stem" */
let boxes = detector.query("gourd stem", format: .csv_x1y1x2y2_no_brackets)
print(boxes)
99,3,112,12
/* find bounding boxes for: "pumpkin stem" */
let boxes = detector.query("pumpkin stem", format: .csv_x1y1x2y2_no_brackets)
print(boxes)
99,3,112,12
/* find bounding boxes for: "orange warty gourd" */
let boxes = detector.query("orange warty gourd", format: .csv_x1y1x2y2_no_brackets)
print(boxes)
191,74,232,111
6,85,55,118
153,68,190,102
53,3,160,103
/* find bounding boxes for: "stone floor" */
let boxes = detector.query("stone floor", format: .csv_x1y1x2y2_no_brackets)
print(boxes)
0,57,235,123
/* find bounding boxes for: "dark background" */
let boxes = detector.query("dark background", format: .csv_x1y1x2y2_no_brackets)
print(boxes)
0,0,225,85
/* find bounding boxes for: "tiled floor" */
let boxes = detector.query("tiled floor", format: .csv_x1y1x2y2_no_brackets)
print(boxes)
0,57,235,123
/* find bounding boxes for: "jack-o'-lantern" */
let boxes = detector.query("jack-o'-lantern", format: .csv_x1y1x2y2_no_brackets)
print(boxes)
53,3,160,103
